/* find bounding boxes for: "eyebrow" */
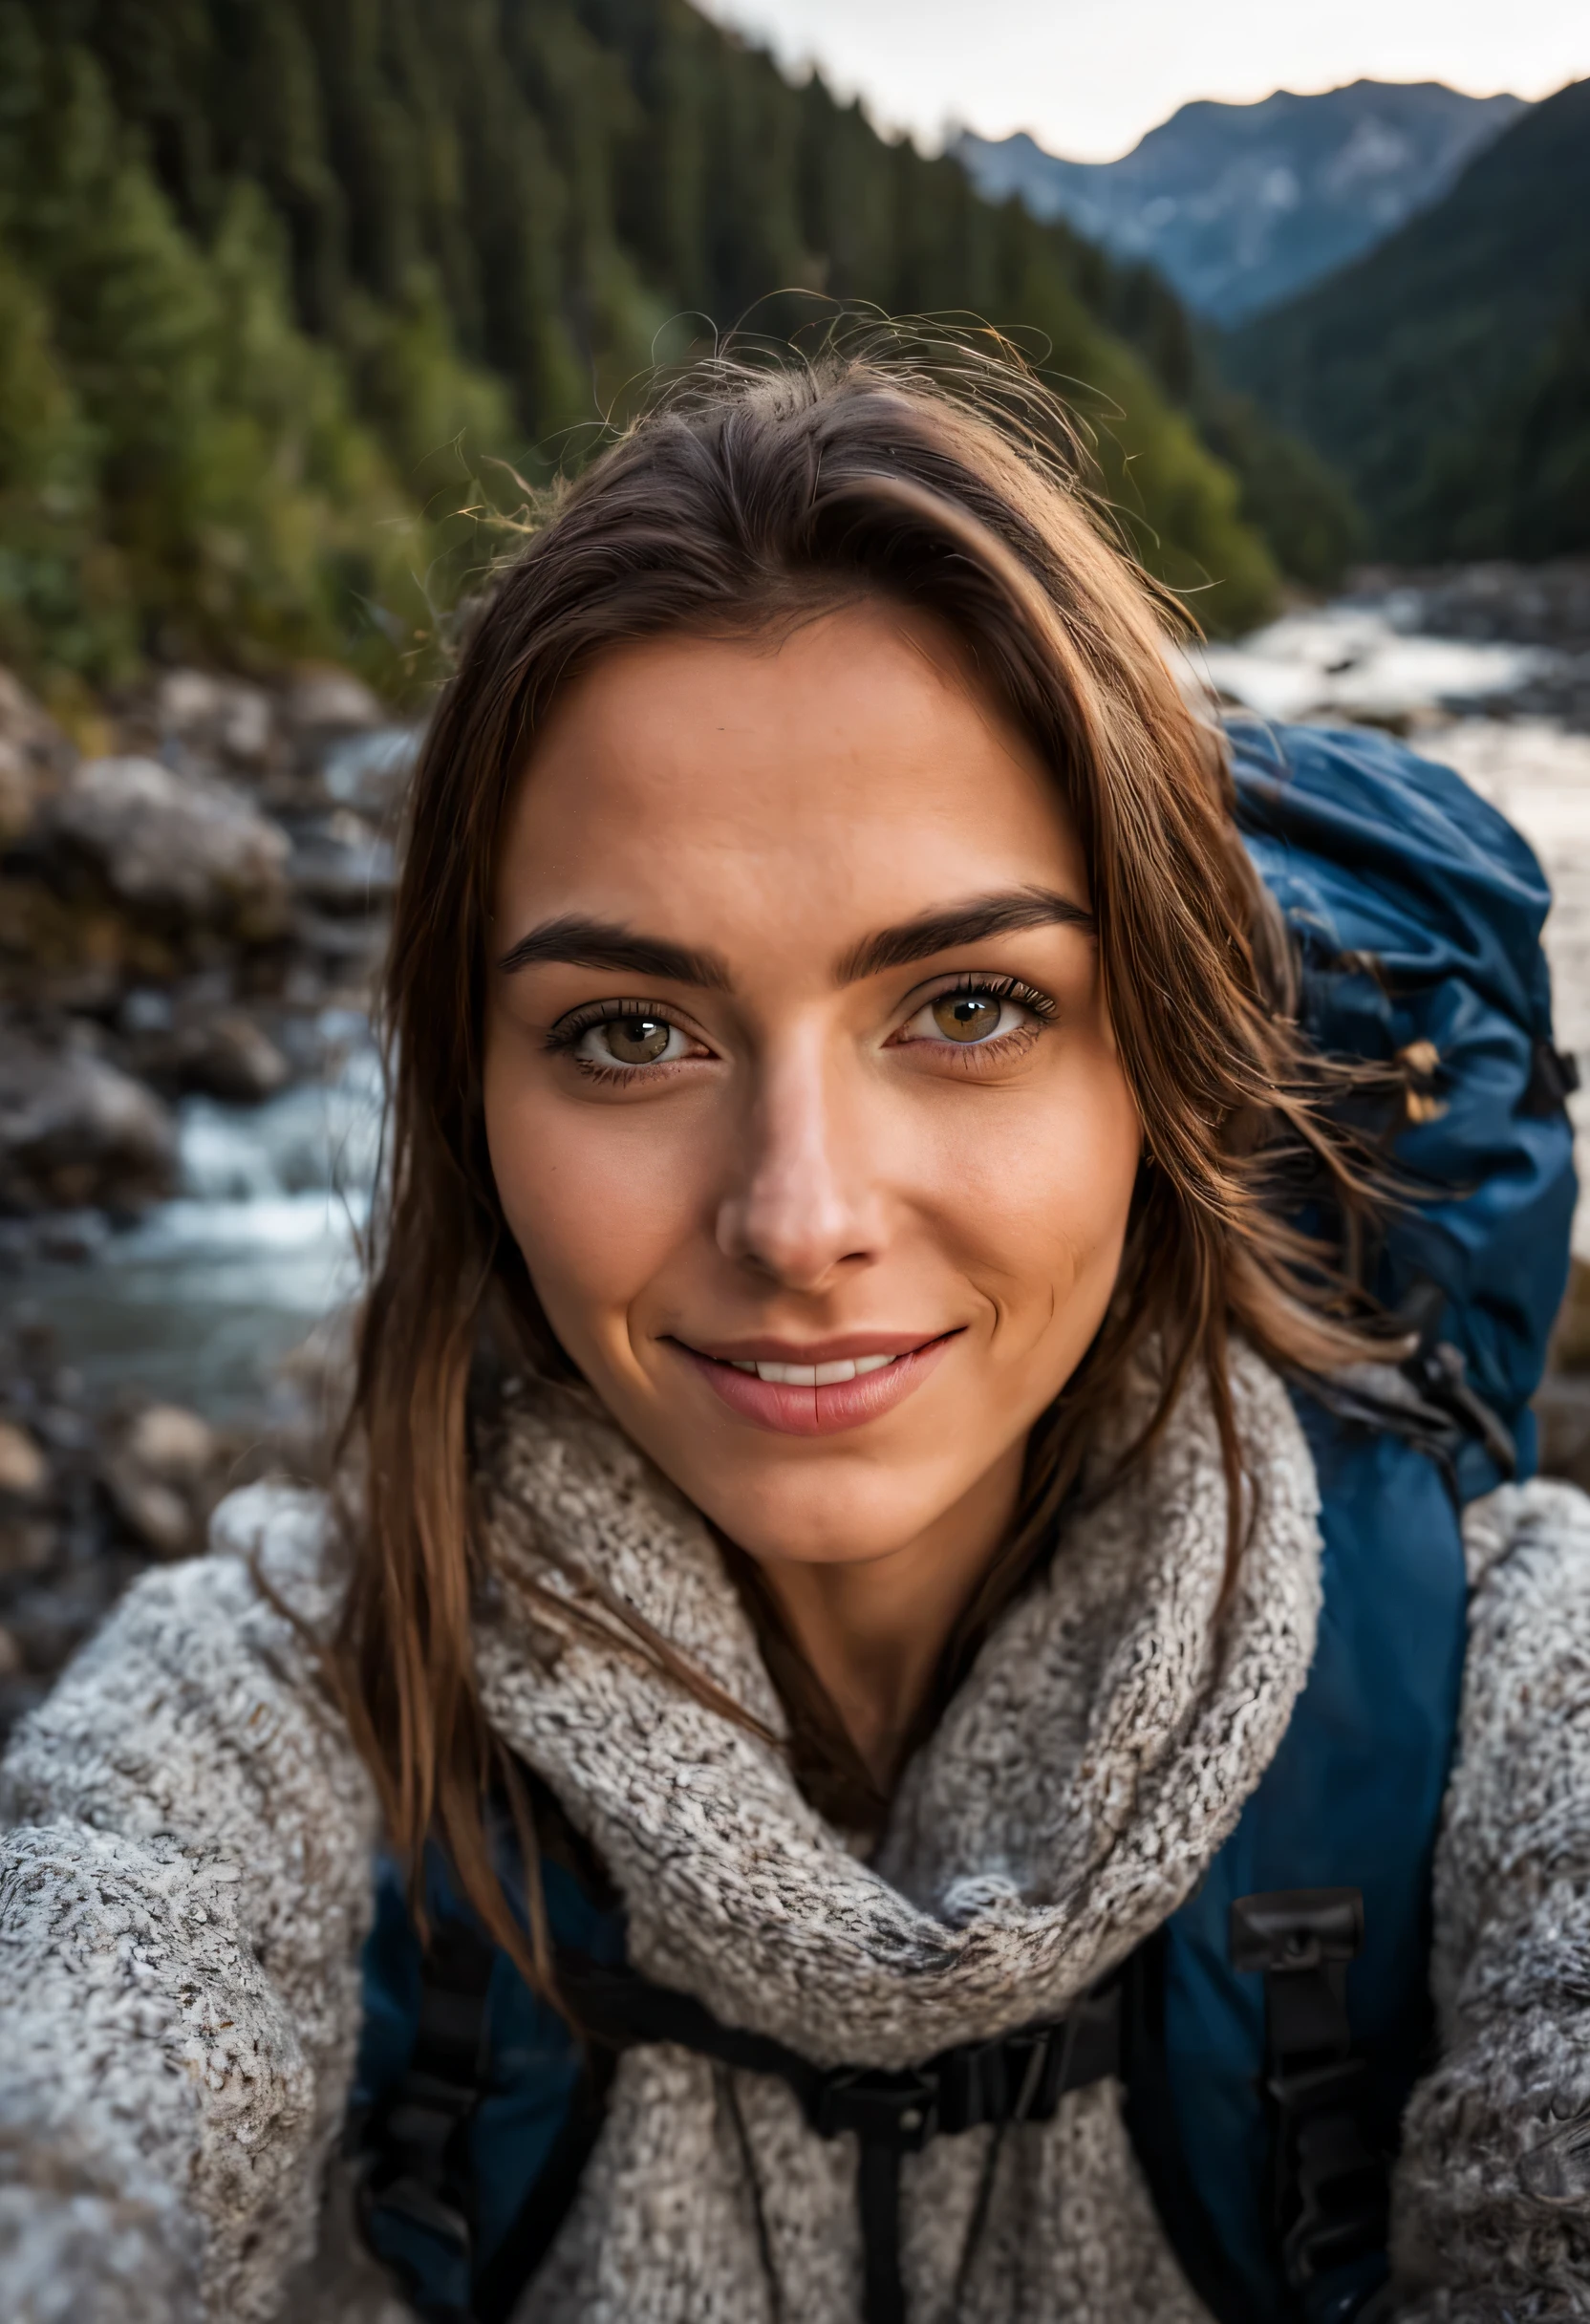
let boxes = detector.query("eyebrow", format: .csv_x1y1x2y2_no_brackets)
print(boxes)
495,916,733,987
838,888,1096,982
496,886,1095,989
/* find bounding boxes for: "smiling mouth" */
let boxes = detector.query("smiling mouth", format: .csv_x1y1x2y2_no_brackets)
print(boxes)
666,1331,959,1436
720,1352,900,1386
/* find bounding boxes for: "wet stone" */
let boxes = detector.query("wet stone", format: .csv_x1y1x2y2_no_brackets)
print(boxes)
0,1030,179,1214
47,755,290,935
0,1418,48,1498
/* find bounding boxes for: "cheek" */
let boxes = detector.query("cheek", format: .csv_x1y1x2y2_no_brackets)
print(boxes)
482,1040,714,1351
928,1036,1141,1323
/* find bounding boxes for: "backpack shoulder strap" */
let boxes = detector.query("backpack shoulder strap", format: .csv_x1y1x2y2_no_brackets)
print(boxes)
470,2044,615,2324
352,1778,624,2323
353,1912,498,2322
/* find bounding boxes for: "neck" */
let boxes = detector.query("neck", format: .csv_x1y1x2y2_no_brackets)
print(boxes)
755,1445,1026,1794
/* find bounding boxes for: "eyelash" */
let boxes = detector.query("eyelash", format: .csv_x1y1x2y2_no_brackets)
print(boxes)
545,973,1058,1084
898,972,1057,1065
544,999,701,1086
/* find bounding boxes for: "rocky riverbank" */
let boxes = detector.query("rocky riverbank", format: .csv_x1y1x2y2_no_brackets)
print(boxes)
1347,559,1590,731
0,658,403,1732
1,661,408,1226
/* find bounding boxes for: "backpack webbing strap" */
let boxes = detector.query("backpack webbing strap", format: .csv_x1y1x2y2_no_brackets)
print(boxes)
559,1949,1122,2324
355,1916,499,2320
471,2041,616,2324
1230,1889,1389,2292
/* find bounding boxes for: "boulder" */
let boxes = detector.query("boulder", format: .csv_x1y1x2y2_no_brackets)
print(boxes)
0,750,33,847
171,1010,291,1101
0,1030,178,1213
101,1401,222,1559
0,1418,46,1498
121,1402,218,1482
119,990,291,1102
289,810,398,914
155,668,276,772
0,1418,54,1582
48,754,290,934
286,666,384,736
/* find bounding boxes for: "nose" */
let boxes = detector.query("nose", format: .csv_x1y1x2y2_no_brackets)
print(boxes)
715,1030,880,1291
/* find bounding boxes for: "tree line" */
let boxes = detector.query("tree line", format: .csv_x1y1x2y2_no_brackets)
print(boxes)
0,0,1357,697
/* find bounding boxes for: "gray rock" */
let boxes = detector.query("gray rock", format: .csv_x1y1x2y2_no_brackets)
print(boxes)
0,1419,47,1499
101,1403,225,1560
154,669,276,771
288,810,397,914
285,667,384,735
121,997,292,1103
48,755,290,932
173,1011,291,1102
0,1031,178,1214
100,1394,221,1561
32,1210,110,1262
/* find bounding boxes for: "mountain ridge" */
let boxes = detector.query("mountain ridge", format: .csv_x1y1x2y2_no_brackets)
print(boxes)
956,80,1524,323
1224,77,1590,559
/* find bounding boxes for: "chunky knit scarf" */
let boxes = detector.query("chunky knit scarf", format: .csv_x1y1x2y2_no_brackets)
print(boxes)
470,1348,1322,2324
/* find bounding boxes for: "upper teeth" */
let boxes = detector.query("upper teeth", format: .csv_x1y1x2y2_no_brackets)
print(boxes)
729,1354,898,1386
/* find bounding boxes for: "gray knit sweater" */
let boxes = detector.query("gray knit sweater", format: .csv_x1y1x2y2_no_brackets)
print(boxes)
4,1350,1590,2322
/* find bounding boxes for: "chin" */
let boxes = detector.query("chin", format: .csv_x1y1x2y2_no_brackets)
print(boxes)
687,1467,956,1571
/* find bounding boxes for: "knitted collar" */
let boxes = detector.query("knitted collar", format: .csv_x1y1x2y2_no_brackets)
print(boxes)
473,1345,1321,2073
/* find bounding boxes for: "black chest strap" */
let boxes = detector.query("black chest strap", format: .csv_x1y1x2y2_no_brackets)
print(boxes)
361,1895,1389,2324
562,1949,1122,2324
358,1931,1120,2324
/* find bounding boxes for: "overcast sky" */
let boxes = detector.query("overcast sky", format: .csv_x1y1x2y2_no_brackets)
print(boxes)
702,0,1590,161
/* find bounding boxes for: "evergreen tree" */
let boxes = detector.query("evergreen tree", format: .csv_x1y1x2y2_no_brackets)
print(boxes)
0,0,1357,688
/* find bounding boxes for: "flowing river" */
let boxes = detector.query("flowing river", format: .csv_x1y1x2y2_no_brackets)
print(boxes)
11,1032,381,1421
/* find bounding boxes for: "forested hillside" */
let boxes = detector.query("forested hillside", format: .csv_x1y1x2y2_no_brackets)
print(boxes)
0,0,1350,699
1225,77,1590,559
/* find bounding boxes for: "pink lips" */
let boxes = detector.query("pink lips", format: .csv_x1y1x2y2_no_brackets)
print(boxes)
671,1332,957,1436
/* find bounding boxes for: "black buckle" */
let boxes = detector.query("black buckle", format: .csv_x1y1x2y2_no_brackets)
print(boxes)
1231,1889,1363,1975
1278,2061,1388,2284
935,2023,1054,2132
811,2065,939,2149
1524,1039,1580,1117
806,1983,1120,2154
1401,1342,1516,1479
1232,1888,1388,2289
365,2171,474,2253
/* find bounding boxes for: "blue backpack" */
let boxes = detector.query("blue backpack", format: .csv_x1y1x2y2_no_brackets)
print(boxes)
349,721,1577,2324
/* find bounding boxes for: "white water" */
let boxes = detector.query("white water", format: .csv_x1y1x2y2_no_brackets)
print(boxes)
17,1031,381,1418
1191,604,1550,726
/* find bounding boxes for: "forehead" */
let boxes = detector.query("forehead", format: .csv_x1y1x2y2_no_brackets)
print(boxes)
496,602,1086,933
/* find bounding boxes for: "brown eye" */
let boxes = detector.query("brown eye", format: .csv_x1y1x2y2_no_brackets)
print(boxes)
931,992,1005,1044
600,1015,674,1065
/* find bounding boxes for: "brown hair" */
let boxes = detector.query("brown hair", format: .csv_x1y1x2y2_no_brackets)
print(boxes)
332,337,1384,1985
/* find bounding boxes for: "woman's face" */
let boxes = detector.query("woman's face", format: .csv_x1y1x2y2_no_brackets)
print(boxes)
484,601,1142,1573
